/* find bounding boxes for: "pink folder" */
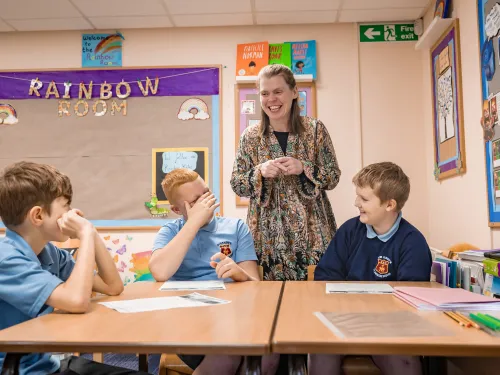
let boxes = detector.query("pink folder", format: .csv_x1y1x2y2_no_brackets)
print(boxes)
394,287,500,311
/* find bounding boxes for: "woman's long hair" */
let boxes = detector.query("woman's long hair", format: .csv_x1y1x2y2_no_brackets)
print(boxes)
257,64,304,137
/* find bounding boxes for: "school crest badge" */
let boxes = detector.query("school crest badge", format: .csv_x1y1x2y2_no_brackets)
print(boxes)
218,241,233,257
373,256,392,278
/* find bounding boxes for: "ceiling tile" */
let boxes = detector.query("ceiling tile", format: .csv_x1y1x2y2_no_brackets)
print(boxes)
165,0,251,15
342,0,430,9
71,0,167,17
89,16,172,29
172,13,253,27
0,0,81,19
339,8,424,23
0,19,15,32
7,17,93,31
256,11,337,25
255,0,341,12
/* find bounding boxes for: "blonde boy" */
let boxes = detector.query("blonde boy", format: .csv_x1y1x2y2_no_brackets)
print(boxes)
310,162,432,375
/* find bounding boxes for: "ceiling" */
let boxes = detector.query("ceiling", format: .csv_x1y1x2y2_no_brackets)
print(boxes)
0,0,432,32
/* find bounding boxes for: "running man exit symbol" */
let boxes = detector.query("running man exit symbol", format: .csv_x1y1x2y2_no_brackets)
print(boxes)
384,25,396,41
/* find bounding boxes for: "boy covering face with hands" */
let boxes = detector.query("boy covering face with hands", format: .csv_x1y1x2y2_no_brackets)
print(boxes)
149,168,264,374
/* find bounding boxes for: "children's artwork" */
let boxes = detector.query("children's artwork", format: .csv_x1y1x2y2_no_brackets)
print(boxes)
494,139,500,168
235,83,316,207
269,43,292,68
482,99,495,141
144,193,169,217
241,100,255,114
117,260,127,273
116,244,127,255
177,98,210,120
482,38,495,81
287,40,317,79
492,96,499,125
495,169,500,198
130,250,155,282
236,42,269,76
248,119,260,128
478,0,500,226
82,32,124,68
298,91,307,116
434,0,451,18
430,19,466,181
0,104,19,125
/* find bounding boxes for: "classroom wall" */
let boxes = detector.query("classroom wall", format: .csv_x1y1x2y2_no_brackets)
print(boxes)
359,40,428,237
0,22,429,262
421,0,493,250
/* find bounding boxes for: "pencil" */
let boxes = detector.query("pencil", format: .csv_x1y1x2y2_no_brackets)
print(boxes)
455,312,480,329
444,311,465,326
448,311,471,327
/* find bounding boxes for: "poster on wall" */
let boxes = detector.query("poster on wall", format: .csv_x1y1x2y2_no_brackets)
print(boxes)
82,32,124,67
430,19,466,182
478,0,500,226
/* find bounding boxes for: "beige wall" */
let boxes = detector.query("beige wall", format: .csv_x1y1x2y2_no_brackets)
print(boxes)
359,40,428,236
422,0,493,250
0,22,429,244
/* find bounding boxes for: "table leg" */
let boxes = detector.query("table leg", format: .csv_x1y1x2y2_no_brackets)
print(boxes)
422,356,447,375
287,354,307,375
243,356,261,375
1,353,26,375
138,354,148,372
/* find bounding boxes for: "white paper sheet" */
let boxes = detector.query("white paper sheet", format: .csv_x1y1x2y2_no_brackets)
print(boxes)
99,293,230,313
159,280,226,291
326,283,394,294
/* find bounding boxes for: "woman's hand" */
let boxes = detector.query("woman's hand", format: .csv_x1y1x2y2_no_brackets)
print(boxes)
275,157,304,175
260,160,288,178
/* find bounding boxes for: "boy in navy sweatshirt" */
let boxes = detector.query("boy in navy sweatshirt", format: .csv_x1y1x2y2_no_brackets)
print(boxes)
310,162,432,375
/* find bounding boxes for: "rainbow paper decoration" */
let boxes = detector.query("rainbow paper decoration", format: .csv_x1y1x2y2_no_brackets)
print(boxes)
0,104,18,125
177,98,210,120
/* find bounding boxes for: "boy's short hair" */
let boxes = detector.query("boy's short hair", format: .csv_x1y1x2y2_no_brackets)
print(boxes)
0,161,73,227
352,162,410,211
161,168,199,204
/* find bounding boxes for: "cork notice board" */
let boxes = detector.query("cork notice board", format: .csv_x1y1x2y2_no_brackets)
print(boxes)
0,66,222,229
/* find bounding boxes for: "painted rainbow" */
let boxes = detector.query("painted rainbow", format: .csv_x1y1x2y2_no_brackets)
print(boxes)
95,32,125,54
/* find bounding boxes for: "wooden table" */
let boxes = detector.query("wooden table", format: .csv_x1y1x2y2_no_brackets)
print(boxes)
273,281,500,358
0,281,283,373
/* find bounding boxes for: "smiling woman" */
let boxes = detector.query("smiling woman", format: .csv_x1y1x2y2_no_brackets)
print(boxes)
230,64,341,281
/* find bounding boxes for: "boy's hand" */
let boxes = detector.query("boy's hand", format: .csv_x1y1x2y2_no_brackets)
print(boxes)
210,253,250,282
57,209,94,239
275,157,303,175
185,192,220,229
260,160,287,178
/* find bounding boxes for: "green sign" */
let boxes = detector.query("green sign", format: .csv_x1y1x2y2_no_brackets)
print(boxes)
359,24,418,42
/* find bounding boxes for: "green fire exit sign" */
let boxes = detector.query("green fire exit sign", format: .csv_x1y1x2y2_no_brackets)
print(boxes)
359,24,418,42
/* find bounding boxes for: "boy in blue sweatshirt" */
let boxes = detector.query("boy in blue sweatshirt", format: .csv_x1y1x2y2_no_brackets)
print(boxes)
310,162,432,375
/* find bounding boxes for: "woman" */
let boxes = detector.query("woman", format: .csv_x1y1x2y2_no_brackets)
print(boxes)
230,64,341,281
